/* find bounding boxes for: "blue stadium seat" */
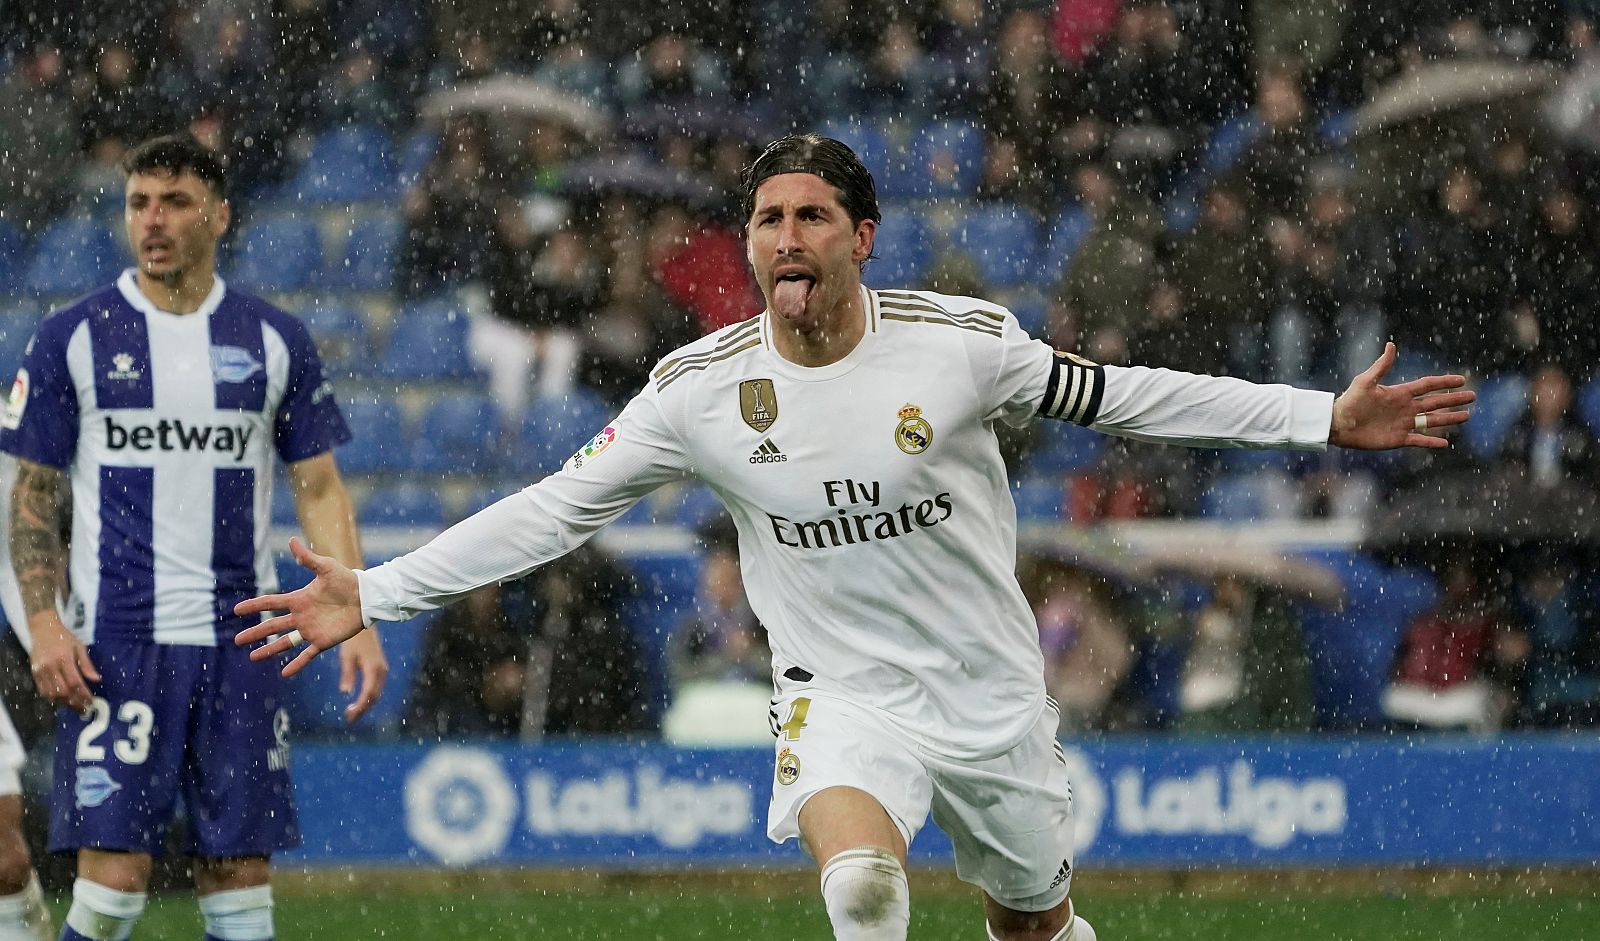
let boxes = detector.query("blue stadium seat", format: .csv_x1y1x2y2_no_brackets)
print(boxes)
862,205,931,289
817,120,892,185
270,479,300,528
0,308,43,377
1036,206,1096,284
1198,472,1268,521
952,203,1038,288
397,131,440,188
909,120,985,198
230,216,324,293
0,221,26,292
328,212,402,291
409,392,504,474
1027,421,1105,475
298,300,372,376
507,388,614,477
1012,478,1066,521
458,479,526,520
668,483,727,530
358,482,446,528
334,395,410,474
1461,372,1528,459
285,124,397,204
1579,380,1600,437
379,297,478,379
24,217,122,297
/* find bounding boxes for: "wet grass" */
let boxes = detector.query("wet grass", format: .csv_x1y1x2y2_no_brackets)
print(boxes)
109,889,1594,940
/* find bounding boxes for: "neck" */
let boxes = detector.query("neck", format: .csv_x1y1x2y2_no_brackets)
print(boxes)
135,265,215,314
771,287,866,367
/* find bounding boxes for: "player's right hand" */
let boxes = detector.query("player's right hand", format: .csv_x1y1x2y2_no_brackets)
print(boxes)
234,536,366,677
28,612,99,713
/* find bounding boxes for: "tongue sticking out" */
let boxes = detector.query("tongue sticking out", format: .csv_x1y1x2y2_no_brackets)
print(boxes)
774,278,812,319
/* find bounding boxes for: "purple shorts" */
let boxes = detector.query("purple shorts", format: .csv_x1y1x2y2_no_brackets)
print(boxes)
50,640,301,857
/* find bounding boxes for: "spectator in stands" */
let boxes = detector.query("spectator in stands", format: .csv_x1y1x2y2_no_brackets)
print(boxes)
1383,558,1528,731
981,8,1076,211
1169,181,1273,376
398,113,506,296
1515,549,1600,727
1393,164,1505,374
1026,558,1134,732
1053,161,1162,364
272,0,337,132
615,31,730,115
1521,186,1600,381
407,583,526,737
1224,60,1321,222
1496,363,1600,490
1078,1,1203,159
666,525,769,691
921,0,994,117
76,42,172,161
315,43,404,131
1174,575,1315,732
828,19,936,124
0,45,80,231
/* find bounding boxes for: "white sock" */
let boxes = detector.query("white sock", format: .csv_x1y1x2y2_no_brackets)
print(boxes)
820,848,910,941
0,872,52,941
986,913,1097,941
63,879,145,941
199,885,274,941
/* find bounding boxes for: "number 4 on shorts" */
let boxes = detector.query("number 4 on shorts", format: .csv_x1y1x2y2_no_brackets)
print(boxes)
779,697,811,741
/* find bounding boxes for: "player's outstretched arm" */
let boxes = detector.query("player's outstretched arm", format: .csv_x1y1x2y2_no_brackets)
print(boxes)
234,536,367,677
1330,342,1475,450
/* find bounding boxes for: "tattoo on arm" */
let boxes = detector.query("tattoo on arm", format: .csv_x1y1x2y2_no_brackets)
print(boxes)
11,459,67,619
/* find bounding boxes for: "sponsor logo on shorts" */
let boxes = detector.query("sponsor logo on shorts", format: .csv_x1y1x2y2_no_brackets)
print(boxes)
75,767,121,809
1048,859,1072,889
776,748,800,786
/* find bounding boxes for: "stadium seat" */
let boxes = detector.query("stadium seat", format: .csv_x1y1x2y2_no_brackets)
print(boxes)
408,392,504,474
1012,478,1066,521
284,123,397,205
230,215,325,293
458,479,526,519
379,297,478,380
297,300,372,377
0,221,26,291
1026,421,1106,476
952,203,1038,288
1036,206,1096,284
1460,372,1529,460
270,479,300,528
909,120,985,198
668,483,727,530
507,388,614,477
862,204,931,289
0,308,42,377
334,395,411,474
817,120,892,185
23,216,122,297
358,482,447,528
1579,380,1600,437
1198,470,1301,521
397,130,440,188
327,211,402,291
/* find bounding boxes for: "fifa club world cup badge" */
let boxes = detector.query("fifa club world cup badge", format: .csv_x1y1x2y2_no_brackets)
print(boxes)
894,403,933,455
740,378,779,433
776,748,801,786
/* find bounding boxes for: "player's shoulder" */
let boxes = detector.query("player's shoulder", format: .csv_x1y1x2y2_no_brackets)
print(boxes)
218,284,316,349
649,314,765,394
30,283,122,350
872,288,1012,340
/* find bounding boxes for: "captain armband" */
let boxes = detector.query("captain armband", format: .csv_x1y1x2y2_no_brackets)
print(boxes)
1037,350,1105,426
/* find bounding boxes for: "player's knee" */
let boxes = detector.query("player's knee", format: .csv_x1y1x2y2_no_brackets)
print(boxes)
0,833,33,896
820,848,909,941
198,885,274,941
63,878,147,941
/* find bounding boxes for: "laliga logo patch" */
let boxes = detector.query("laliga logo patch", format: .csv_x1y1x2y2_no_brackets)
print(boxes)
0,368,27,430
210,345,264,383
565,424,618,472
75,767,122,809
776,748,801,786
894,403,933,455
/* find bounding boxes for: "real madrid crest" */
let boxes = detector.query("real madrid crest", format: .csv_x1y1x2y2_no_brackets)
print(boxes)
894,403,933,455
740,378,779,433
776,747,801,786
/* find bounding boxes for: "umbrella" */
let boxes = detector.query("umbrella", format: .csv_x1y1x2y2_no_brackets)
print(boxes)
558,152,721,209
1351,58,1561,136
1365,472,1600,557
417,76,611,139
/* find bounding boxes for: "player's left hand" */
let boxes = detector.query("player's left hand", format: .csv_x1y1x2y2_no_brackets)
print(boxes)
1330,342,1475,450
233,536,366,677
337,627,387,723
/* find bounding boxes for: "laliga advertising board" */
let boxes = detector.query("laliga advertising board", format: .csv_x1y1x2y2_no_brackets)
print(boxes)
284,738,1600,868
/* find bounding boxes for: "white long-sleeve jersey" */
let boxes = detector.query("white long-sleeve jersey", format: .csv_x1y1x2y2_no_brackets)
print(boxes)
360,288,1333,759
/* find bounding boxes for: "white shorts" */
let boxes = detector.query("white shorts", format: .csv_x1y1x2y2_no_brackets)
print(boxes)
766,690,1076,911
0,698,24,796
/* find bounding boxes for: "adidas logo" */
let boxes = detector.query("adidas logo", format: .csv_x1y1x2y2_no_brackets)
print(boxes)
749,439,788,464
1048,859,1072,889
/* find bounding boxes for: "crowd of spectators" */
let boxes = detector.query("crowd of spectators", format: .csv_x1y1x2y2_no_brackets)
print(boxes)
1,0,1598,737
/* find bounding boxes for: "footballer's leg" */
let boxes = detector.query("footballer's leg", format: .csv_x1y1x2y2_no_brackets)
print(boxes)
802,787,912,941
61,851,150,941
983,895,1096,941
0,796,50,941
194,857,272,941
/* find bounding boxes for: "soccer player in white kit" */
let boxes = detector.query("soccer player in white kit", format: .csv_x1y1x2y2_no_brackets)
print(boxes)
237,135,1475,941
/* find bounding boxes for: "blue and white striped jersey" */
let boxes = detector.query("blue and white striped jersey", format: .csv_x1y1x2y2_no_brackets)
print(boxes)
0,270,350,646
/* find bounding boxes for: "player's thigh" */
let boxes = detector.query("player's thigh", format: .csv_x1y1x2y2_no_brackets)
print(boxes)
928,705,1076,911
767,692,930,861
0,698,26,798
51,643,192,855
185,645,299,858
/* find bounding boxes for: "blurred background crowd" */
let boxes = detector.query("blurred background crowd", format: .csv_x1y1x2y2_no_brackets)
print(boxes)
0,0,1597,742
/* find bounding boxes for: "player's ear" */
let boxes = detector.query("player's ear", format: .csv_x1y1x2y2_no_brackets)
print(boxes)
852,218,876,264
209,193,231,239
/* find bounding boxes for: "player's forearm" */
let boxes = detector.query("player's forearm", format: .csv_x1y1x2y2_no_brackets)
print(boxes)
1092,365,1334,450
9,458,68,620
293,483,365,572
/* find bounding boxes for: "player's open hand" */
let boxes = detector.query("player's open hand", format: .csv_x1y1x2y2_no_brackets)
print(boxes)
28,612,100,712
1330,342,1475,450
337,627,388,723
234,536,366,677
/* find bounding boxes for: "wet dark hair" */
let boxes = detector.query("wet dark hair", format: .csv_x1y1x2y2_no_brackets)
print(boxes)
120,133,228,197
739,134,881,227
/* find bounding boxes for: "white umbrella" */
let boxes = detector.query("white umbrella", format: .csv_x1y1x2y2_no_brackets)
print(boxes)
417,76,611,139
1351,57,1561,135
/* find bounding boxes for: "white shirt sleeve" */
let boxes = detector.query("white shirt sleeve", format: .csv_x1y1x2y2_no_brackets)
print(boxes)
357,389,693,621
1092,364,1334,451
